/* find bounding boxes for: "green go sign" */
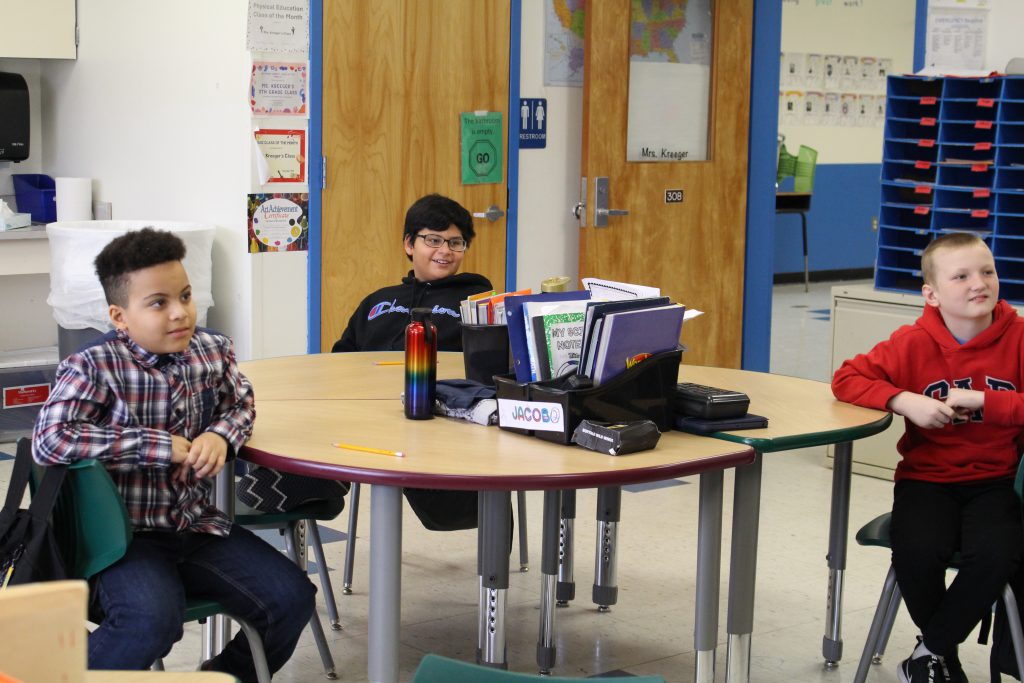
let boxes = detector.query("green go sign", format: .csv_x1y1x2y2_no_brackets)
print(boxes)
460,111,503,185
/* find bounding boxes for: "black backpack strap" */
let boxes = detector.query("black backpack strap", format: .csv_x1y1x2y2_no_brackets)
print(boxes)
0,440,35,530
27,464,67,524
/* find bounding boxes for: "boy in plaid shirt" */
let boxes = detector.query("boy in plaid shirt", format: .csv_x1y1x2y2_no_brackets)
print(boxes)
33,228,314,681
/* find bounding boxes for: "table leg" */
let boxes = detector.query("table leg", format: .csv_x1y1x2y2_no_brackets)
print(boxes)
725,452,763,683
536,490,561,674
823,441,853,667
369,484,402,683
517,490,530,572
695,470,724,683
478,490,512,668
211,463,236,654
556,489,576,605
593,486,621,611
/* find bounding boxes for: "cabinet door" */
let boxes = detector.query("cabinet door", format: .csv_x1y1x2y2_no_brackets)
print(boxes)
0,0,76,59
830,296,922,478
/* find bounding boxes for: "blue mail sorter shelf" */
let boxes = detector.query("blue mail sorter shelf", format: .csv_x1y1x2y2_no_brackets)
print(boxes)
876,75,1024,303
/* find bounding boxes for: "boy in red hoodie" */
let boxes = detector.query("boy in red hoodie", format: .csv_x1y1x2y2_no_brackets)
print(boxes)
833,232,1024,683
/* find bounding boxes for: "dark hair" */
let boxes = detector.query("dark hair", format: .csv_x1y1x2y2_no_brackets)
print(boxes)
402,194,475,260
95,227,187,306
921,232,989,285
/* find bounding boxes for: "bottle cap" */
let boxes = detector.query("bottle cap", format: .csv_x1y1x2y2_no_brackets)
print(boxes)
411,307,433,323
541,276,571,292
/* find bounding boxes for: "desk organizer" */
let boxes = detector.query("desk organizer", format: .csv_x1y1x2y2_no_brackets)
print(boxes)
461,323,511,386
876,75,1024,303
494,347,682,445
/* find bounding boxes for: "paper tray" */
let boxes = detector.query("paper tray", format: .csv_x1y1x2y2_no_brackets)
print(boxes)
494,347,683,444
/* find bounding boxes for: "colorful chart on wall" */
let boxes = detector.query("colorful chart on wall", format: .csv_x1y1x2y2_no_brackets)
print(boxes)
250,62,307,116
247,193,309,253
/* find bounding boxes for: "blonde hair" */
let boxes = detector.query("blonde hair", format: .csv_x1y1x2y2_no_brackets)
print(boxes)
921,232,989,286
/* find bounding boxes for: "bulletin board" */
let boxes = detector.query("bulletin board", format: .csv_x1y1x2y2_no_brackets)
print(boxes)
779,0,916,164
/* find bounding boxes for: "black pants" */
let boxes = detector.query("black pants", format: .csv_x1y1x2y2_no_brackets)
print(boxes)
890,477,1023,657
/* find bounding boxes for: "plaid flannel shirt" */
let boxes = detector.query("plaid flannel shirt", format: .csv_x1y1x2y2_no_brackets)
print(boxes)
32,328,255,536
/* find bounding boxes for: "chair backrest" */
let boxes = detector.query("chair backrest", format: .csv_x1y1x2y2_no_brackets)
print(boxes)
34,445,134,581
793,145,818,193
411,654,666,683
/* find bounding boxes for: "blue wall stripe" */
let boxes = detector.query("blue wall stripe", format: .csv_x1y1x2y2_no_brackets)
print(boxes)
742,0,782,372
914,0,928,72
307,0,323,354
506,0,522,292
773,164,880,274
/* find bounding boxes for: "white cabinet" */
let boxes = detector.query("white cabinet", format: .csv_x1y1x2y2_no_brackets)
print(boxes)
0,0,76,59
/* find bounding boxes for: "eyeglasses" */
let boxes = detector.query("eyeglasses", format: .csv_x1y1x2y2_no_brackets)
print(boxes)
415,233,468,251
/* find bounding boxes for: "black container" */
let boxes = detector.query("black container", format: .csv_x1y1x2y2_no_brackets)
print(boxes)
461,323,512,386
495,347,683,445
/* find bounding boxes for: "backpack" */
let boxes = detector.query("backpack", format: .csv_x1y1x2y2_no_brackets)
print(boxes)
0,439,67,588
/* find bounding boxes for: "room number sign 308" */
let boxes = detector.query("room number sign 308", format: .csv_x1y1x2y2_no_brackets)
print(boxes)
665,189,684,203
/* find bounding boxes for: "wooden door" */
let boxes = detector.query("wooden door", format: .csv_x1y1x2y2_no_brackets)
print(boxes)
321,1,511,351
581,0,752,368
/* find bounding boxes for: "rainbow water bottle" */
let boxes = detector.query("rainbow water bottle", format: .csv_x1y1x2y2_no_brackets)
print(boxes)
404,307,437,420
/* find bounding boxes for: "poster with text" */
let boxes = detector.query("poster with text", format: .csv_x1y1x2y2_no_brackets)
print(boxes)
250,62,307,116
254,129,306,183
247,193,308,253
247,0,309,53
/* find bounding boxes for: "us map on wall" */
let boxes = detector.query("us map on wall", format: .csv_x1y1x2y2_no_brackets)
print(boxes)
544,0,585,87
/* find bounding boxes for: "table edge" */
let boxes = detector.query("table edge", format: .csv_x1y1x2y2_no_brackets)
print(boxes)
240,444,756,490
701,412,893,452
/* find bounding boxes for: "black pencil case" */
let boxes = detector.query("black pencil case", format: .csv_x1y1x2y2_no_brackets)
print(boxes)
673,412,768,435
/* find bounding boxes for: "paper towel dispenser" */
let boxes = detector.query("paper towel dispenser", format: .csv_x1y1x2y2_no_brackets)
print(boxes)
0,72,30,162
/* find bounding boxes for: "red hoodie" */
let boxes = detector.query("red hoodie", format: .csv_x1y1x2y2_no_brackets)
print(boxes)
832,299,1024,483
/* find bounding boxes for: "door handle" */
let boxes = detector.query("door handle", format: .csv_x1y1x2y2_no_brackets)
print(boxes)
472,205,505,222
594,177,629,228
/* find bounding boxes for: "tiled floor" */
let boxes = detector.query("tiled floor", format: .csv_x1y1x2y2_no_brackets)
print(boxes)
4,280,990,682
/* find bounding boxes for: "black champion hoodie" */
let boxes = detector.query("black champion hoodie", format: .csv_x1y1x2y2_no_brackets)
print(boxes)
331,271,493,353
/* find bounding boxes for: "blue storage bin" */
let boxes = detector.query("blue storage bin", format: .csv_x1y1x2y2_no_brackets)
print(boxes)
875,266,924,294
932,206,993,235
887,96,939,120
937,164,994,188
996,168,1024,192
12,174,56,223
939,141,995,164
996,145,1024,167
940,98,998,122
997,122,1024,146
885,139,938,164
1002,77,1024,101
877,225,932,251
888,76,943,99
882,159,936,184
939,121,996,145
880,203,933,231
944,77,1001,100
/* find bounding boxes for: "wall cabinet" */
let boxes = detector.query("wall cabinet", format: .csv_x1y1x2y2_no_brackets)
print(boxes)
0,0,76,59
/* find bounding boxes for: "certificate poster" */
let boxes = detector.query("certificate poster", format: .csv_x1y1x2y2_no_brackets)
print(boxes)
246,0,309,53
250,62,307,116
247,193,308,253
254,128,306,183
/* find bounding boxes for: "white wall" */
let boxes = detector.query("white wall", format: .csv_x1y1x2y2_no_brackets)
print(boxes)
515,0,582,292
983,0,1024,72
37,1,257,358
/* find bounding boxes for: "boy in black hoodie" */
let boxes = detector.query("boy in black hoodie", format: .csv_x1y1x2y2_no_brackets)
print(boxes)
332,193,492,530
332,193,492,352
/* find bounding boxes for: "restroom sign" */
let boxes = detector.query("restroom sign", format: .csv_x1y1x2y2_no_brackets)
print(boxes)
519,98,547,149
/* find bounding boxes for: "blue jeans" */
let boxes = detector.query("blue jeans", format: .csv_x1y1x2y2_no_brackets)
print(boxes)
88,524,316,682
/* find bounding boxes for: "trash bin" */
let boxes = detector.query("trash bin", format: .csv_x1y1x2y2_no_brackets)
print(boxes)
46,221,216,358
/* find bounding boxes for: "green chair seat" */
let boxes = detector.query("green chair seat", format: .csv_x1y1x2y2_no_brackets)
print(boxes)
854,512,892,549
411,653,665,682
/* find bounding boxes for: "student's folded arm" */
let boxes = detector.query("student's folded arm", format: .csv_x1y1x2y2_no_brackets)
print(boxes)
205,347,256,457
980,389,1024,426
31,364,173,469
830,345,904,411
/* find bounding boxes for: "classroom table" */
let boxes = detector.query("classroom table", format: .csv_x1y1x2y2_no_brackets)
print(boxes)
85,673,238,683
236,352,755,683
679,365,892,683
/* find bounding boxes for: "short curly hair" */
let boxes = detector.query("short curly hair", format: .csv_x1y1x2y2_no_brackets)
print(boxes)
94,228,187,306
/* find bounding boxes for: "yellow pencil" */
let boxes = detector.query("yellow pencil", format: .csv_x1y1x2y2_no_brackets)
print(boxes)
332,442,405,458
373,361,404,365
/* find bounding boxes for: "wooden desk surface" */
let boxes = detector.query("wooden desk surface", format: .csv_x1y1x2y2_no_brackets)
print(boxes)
240,351,465,401
243,398,753,490
681,365,892,451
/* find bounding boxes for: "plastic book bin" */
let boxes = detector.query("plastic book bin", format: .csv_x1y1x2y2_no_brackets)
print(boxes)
495,347,683,445
461,323,512,386
12,174,56,223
